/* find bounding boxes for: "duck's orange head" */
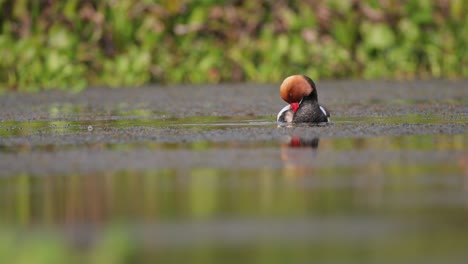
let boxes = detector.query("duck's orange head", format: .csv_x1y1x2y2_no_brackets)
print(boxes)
279,75,314,104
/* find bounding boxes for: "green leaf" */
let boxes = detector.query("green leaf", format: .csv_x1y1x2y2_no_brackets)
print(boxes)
361,23,396,50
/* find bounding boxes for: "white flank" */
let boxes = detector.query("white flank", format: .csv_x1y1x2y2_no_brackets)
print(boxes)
277,104,291,122
319,105,330,122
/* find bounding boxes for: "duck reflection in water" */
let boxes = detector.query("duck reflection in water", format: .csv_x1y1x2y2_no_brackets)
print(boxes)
281,136,320,177
286,137,319,149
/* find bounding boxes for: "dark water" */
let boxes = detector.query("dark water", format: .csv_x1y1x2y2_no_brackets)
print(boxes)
0,82,467,263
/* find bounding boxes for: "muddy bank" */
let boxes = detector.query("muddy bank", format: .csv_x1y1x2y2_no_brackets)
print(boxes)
0,79,466,121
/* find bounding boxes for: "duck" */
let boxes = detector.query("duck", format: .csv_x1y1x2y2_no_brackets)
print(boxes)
277,75,330,123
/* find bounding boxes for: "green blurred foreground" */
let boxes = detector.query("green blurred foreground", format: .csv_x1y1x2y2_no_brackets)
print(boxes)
1,135,467,264
0,0,467,91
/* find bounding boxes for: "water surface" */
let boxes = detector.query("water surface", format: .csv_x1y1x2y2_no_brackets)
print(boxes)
0,82,467,263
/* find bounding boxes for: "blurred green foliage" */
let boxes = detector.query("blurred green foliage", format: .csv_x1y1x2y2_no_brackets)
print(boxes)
0,0,467,91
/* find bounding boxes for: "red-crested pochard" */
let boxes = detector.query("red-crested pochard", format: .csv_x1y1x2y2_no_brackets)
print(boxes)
277,75,330,123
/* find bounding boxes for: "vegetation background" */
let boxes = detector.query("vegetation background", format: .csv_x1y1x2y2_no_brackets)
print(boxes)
0,0,466,92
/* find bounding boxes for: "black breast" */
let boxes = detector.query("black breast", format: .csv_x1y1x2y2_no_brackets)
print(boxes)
293,103,328,123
